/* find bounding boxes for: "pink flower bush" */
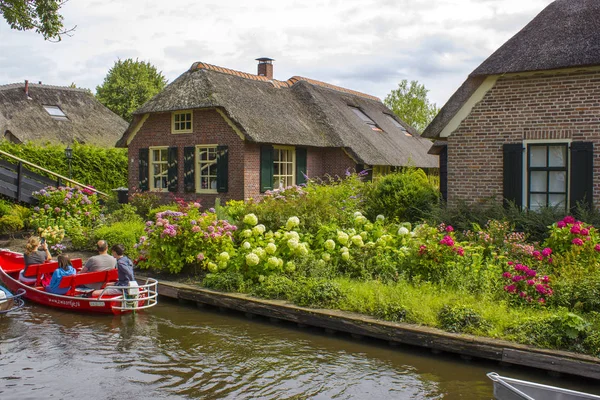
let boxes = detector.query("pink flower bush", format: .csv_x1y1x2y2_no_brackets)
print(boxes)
502,261,552,304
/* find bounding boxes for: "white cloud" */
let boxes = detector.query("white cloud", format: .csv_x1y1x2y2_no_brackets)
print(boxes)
0,0,554,106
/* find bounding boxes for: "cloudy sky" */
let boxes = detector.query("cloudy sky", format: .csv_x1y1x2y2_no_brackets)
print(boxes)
0,0,554,107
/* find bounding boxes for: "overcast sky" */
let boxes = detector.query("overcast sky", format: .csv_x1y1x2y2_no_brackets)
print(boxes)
0,0,554,107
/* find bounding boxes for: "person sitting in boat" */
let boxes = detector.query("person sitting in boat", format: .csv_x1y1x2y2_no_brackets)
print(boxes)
79,240,116,290
92,244,135,296
19,236,52,284
45,254,76,295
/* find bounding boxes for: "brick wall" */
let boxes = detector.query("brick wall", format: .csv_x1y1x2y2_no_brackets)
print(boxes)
127,110,357,206
127,109,245,207
447,70,600,207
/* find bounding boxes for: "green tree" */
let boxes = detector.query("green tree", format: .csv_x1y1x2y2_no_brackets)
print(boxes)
0,0,73,41
384,79,439,133
96,59,167,122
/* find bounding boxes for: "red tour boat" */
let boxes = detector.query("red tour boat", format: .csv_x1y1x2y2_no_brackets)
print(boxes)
0,249,158,315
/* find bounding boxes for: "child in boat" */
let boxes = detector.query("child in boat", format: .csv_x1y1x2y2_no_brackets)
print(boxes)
46,254,76,295
19,236,52,284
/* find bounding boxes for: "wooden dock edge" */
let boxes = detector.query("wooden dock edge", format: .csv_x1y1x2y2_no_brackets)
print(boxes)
151,278,600,380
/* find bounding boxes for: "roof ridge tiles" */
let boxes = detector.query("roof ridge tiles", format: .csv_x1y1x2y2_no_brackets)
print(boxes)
189,62,379,100
0,82,88,92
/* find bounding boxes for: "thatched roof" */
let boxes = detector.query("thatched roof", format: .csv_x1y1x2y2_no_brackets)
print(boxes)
423,0,600,139
118,63,436,168
0,83,128,147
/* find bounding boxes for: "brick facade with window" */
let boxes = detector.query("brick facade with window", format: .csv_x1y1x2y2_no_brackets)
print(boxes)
127,108,358,206
445,71,599,209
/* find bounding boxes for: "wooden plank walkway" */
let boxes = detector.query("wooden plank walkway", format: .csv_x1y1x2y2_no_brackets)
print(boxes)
151,278,600,380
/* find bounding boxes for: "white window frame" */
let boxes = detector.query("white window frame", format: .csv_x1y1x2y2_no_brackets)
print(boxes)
43,105,68,120
195,145,218,193
172,110,193,133
522,139,571,211
273,146,295,189
149,146,169,192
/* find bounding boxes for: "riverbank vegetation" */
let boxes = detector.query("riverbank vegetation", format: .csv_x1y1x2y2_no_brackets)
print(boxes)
5,168,600,357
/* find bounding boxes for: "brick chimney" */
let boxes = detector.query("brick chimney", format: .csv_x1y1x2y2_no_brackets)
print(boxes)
24,80,29,96
256,57,274,79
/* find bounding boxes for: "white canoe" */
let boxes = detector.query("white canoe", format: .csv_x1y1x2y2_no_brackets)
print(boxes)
488,372,600,400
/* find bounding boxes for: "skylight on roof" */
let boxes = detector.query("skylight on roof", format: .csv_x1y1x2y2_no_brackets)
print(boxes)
385,114,405,129
350,106,376,125
43,105,68,120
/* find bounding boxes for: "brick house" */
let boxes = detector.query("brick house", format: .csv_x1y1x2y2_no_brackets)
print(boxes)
116,59,437,205
423,0,600,212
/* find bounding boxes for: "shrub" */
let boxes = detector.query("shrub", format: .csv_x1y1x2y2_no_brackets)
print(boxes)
31,186,102,232
129,189,162,219
0,214,24,235
251,275,296,300
0,141,127,193
506,311,591,351
103,204,144,225
363,168,439,224
374,302,407,322
291,278,345,308
438,304,487,334
202,272,246,292
92,220,145,256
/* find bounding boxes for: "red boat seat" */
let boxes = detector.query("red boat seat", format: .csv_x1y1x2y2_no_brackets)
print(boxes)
58,269,119,296
22,261,59,286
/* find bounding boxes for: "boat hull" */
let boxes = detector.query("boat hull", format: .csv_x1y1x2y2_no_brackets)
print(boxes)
0,250,157,315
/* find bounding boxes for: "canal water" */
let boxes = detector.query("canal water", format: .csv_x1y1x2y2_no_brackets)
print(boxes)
1,300,599,399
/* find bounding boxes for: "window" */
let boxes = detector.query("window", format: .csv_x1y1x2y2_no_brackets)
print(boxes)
172,111,192,133
150,147,169,191
350,106,382,131
43,105,68,120
273,146,295,189
527,144,568,211
385,114,412,136
196,145,218,192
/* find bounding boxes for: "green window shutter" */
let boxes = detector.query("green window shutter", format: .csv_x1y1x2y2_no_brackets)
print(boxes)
167,146,178,192
260,145,274,193
570,141,594,211
216,145,229,193
296,147,307,185
183,146,195,193
138,148,149,192
503,143,523,208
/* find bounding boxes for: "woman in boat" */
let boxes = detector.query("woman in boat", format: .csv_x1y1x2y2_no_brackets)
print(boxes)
19,236,52,284
45,254,76,295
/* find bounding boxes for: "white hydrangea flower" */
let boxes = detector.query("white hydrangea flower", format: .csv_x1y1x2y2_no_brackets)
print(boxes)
341,251,350,261
354,215,368,226
207,262,218,272
398,227,410,235
376,214,385,222
298,243,309,256
242,229,253,238
252,224,266,236
353,211,363,218
322,253,331,262
253,247,266,259
360,231,368,240
286,216,300,230
266,242,277,254
267,257,280,268
287,238,299,249
337,231,349,245
218,252,230,262
243,213,259,226
340,246,349,253
242,241,252,250
285,261,296,272
324,239,336,251
351,235,364,247
246,253,260,266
